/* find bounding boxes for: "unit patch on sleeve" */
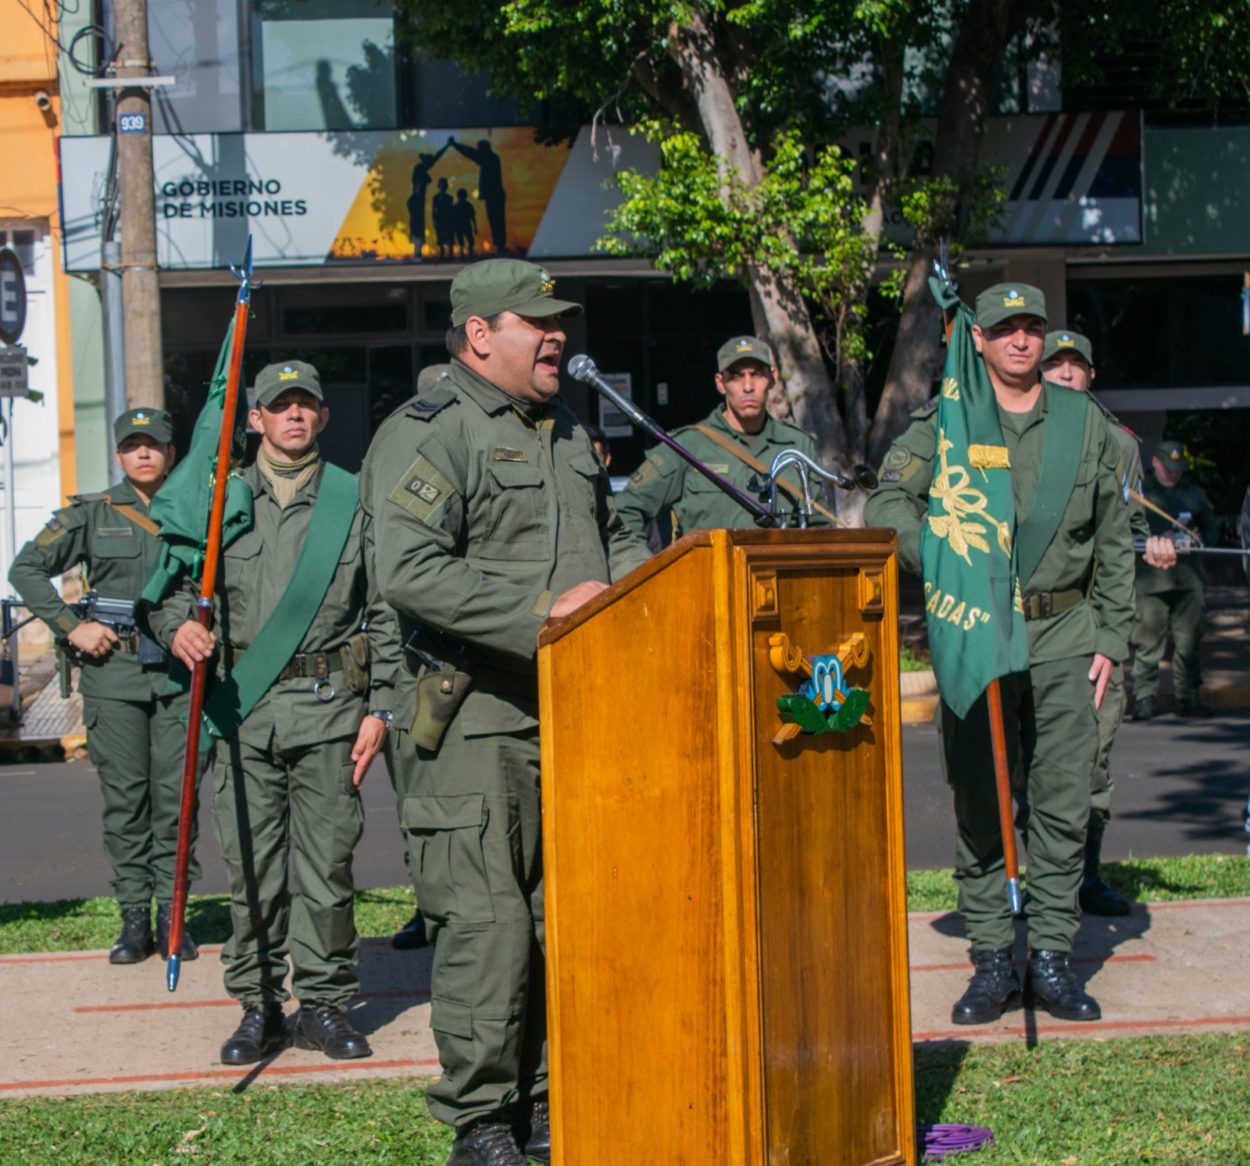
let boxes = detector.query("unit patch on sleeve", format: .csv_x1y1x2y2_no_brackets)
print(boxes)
388,454,457,522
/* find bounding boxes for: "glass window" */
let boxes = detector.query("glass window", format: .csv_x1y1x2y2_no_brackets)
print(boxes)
251,0,397,131
408,52,525,128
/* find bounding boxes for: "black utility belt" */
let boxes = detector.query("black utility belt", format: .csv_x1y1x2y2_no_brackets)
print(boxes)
275,649,344,682
1021,588,1085,622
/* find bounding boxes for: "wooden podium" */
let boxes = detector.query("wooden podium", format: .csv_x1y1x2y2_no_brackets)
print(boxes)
537,529,914,1165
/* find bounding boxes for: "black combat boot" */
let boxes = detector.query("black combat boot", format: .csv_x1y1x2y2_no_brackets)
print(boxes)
951,948,1020,1025
1025,950,1101,1021
1079,818,1131,917
1177,697,1213,718
445,1119,527,1166
391,911,430,950
155,903,200,961
522,1097,550,1164
108,903,155,965
220,1004,286,1065
1132,695,1154,721
293,1004,372,1060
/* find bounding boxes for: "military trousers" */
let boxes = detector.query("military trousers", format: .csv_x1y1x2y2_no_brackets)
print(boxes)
1131,587,1205,704
1090,662,1126,825
82,692,200,907
400,712,546,1129
942,655,1098,952
213,727,364,1008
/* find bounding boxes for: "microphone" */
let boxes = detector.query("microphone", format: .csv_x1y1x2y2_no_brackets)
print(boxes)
567,355,649,430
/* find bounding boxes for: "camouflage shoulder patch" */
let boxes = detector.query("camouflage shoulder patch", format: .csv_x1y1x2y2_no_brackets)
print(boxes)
407,384,456,419
387,453,457,522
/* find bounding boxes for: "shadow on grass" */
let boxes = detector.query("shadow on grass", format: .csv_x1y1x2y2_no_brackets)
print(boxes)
913,1041,973,1123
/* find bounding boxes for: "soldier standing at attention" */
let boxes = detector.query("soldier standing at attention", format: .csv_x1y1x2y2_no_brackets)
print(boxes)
362,259,649,1166
1040,330,1176,916
1130,439,1219,720
147,361,398,1066
865,285,1134,1026
10,408,200,966
615,336,831,542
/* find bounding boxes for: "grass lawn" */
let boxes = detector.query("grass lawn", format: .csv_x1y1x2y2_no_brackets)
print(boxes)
0,1036,1246,1164
3,855,1248,954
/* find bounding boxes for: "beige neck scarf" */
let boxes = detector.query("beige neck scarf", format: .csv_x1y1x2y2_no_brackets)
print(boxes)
257,445,320,508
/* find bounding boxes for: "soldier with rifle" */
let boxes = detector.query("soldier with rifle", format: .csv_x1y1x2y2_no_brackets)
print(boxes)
9,408,202,966
146,360,400,1065
1040,330,1177,915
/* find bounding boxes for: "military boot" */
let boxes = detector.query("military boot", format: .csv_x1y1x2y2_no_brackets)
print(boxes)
155,903,200,961
445,1119,527,1166
1079,818,1131,917
522,1097,550,1164
1132,695,1154,721
1025,950,1101,1021
108,904,155,965
293,1004,372,1060
950,948,1020,1025
220,1004,286,1065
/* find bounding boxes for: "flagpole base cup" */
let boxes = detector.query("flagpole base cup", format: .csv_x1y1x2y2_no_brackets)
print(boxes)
1007,879,1023,916
167,953,182,993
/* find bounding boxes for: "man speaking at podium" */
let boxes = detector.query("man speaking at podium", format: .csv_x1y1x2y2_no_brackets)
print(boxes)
362,258,649,1166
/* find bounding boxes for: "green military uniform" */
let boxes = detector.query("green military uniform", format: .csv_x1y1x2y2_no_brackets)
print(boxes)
865,383,1134,954
615,404,827,540
363,353,649,1129
8,421,197,921
1131,445,1218,708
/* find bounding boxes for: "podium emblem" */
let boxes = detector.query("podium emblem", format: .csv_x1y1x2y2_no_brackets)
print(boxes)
769,632,872,744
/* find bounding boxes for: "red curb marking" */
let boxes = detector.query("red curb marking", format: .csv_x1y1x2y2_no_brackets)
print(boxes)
0,1058,442,1093
74,990,432,1014
914,1014,1250,1042
912,953,1157,973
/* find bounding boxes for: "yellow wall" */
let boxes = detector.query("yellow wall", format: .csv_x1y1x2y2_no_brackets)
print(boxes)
0,0,78,499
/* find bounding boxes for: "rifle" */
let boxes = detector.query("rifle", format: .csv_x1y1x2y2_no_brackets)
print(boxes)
72,593,166,666
166,239,254,992
1133,537,1248,558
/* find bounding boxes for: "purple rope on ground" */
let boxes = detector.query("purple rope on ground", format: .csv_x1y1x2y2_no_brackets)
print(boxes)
918,1123,995,1162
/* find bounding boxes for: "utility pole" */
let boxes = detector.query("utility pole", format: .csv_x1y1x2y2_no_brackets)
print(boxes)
111,0,164,409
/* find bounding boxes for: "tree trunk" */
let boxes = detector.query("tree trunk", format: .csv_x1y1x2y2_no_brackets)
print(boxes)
869,0,1023,465
667,8,846,468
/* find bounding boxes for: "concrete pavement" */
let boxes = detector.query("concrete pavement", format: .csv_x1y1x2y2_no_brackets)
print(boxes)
2,898,1248,1099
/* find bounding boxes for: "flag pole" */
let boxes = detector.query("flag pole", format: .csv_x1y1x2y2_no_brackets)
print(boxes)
933,244,1022,916
166,238,254,991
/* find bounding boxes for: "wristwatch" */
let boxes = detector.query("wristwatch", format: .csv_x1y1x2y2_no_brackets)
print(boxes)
368,709,395,726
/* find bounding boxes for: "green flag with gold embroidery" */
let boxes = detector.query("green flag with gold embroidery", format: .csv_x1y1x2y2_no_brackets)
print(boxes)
920,278,1029,719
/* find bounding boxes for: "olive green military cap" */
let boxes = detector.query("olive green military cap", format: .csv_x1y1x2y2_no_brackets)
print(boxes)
254,360,324,406
717,336,775,372
114,407,173,446
975,283,1047,329
450,259,582,326
1042,330,1093,366
416,363,452,395
1154,440,1189,469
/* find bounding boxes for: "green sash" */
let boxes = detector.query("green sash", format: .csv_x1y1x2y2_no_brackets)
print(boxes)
1014,384,1089,587
203,463,359,738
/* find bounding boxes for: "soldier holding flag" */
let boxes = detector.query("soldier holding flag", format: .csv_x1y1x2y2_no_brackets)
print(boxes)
866,283,1135,1025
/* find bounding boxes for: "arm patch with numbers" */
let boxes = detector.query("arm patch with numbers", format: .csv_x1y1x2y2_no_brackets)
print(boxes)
387,454,457,522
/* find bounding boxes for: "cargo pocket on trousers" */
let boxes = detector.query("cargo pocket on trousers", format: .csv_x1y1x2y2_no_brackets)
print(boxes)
401,794,494,925
430,997,474,1043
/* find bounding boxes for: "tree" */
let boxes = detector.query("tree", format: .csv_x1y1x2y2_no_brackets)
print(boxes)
406,0,1250,508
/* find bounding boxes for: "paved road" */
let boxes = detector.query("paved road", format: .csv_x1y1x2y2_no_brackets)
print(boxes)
3,712,1248,903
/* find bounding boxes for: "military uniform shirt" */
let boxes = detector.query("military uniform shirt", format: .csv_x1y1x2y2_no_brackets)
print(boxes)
9,479,169,702
864,386,1135,664
615,404,828,539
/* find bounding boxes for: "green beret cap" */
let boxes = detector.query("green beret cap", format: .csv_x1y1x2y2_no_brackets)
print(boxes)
114,407,173,446
450,259,582,327
975,283,1047,329
717,336,775,372
1154,440,1189,469
1042,330,1093,366
254,360,324,407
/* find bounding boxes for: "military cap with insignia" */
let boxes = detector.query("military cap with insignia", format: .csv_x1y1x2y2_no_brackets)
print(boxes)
1154,439,1189,469
1042,330,1093,366
450,259,583,326
114,407,174,446
975,283,1047,329
716,336,775,372
254,360,324,406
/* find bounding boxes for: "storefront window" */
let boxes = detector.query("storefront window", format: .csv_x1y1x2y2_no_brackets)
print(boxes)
148,0,244,132
250,0,397,131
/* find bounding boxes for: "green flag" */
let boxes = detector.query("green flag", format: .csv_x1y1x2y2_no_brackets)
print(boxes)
920,278,1029,719
139,319,253,605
